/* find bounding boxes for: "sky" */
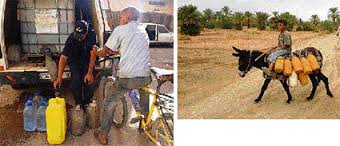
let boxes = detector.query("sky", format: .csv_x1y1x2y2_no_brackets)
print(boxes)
178,0,340,21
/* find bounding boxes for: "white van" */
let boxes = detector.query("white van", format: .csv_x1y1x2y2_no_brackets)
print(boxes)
0,0,108,88
0,0,75,88
139,23,173,46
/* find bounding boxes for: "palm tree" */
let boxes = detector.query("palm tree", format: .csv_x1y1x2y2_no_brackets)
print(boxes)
278,12,298,31
202,9,214,20
178,5,202,35
310,14,320,25
216,7,233,29
272,11,279,19
215,11,224,21
269,11,280,30
202,8,215,28
221,6,232,18
255,12,270,30
243,11,253,28
232,12,244,30
328,7,339,23
296,18,304,31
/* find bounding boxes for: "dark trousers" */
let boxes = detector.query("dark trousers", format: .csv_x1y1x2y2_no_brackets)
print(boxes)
70,64,94,106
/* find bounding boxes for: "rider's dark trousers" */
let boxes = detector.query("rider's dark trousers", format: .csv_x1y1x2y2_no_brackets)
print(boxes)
70,65,94,106
99,76,152,134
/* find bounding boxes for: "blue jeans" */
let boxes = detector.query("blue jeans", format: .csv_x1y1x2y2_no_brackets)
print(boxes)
99,76,152,134
267,49,289,63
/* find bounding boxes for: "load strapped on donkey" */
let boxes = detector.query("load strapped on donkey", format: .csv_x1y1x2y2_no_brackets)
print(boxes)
232,46,333,104
268,47,322,87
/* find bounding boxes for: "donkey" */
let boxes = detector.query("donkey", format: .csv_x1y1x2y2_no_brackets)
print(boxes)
231,46,333,104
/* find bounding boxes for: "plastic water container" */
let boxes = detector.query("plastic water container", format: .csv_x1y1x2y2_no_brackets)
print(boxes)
37,98,47,132
301,57,312,74
70,106,86,136
292,56,303,74
86,100,97,129
274,56,284,73
129,90,142,112
283,59,292,76
288,71,298,87
307,53,320,71
24,97,37,132
46,97,66,144
33,92,43,108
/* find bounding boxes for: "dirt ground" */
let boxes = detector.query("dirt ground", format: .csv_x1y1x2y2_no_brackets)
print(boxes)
178,29,340,119
0,47,173,145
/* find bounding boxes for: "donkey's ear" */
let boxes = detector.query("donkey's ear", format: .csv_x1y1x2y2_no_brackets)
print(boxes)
232,46,241,52
232,53,239,57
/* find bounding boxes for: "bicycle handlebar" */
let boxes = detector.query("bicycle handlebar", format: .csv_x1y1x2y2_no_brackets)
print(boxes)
97,55,120,63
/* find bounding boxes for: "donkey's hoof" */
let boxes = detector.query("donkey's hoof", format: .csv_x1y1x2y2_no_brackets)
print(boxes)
327,92,334,98
254,99,261,103
306,97,313,101
286,100,292,104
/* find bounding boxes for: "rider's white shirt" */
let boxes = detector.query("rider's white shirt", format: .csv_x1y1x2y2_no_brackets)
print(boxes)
105,21,151,78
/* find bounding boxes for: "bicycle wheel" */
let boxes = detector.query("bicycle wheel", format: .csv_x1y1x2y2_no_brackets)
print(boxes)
150,117,174,146
102,77,128,128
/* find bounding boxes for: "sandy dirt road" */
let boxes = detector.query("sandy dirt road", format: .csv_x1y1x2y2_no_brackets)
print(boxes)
0,47,173,145
179,29,340,119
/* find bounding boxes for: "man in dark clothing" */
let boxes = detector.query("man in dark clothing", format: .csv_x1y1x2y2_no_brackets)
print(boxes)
53,20,97,109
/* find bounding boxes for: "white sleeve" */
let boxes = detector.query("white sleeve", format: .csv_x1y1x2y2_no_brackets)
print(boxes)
104,26,122,51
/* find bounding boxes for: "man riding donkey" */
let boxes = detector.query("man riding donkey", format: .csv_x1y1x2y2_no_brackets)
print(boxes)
232,19,334,103
261,19,292,78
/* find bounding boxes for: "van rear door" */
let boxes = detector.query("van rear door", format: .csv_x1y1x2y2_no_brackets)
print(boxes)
145,24,157,41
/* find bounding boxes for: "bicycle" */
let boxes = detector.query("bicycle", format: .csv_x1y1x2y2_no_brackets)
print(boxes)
98,55,174,146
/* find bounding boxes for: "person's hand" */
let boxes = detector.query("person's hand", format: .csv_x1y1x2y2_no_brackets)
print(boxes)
53,78,62,89
108,50,116,56
92,45,99,50
84,72,94,85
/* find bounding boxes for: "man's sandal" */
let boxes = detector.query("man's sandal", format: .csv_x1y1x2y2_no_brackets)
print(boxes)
94,129,108,145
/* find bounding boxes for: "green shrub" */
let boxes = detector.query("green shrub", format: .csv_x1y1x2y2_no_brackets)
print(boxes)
319,21,337,32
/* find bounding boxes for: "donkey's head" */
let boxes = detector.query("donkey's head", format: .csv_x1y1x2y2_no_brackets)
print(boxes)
232,46,254,77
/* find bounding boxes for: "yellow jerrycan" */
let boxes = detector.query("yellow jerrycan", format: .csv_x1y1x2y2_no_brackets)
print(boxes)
274,57,284,73
300,57,312,74
283,58,292,76
306,53,320,71
291,56,303,74
298,73,309,86
46,97,66,144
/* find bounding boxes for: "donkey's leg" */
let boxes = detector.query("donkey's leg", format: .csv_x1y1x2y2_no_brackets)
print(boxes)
254,79,271,103
307,75,319,101
280,80,293,104
317,72,334,97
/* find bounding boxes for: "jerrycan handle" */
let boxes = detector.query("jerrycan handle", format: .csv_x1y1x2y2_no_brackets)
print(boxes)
54,87,63,98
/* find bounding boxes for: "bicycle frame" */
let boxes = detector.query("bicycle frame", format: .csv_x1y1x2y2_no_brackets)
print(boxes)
98,55,173,145
131,87,173,146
